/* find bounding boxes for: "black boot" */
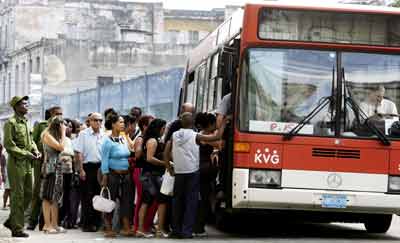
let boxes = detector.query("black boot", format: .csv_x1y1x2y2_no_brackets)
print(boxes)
3,219,12,231
12,231,29,238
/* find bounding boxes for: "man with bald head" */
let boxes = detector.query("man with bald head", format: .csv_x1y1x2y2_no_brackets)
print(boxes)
165,112,226,238
163,103,195,143
74,112,105,232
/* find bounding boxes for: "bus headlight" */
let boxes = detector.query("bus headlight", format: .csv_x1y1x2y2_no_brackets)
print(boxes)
249,169,281,188
388,176,400,192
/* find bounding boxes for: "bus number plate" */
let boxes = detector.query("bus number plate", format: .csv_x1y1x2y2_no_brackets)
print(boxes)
321,194,347,209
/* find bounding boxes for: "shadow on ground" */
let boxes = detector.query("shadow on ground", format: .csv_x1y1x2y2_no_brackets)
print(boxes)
206,216,400,241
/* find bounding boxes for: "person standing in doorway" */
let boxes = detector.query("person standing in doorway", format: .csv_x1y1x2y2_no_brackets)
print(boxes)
74,112,105,232
3,96,41,238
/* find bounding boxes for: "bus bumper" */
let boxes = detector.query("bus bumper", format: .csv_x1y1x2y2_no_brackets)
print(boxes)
232,168,400,214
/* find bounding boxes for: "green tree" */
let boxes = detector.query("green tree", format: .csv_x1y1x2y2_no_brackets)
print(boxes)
391,0,400,7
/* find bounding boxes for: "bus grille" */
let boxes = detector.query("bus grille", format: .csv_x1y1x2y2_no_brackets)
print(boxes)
312,148,360,159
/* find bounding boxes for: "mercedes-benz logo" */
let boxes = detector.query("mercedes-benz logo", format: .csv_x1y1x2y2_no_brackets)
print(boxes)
327,173,342,188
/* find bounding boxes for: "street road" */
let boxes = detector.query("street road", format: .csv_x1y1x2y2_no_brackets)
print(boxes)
1,188,400,243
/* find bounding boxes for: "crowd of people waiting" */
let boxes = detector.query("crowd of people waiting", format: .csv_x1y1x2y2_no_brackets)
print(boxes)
0,94,230,239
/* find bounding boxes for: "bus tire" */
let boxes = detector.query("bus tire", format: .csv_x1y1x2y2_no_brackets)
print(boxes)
364,214,392,233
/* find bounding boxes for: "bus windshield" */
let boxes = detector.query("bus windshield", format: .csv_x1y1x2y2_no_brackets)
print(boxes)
342,52,400,139
239,48,400,139
240,48,337,136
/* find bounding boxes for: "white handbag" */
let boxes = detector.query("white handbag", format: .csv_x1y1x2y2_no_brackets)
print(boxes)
92,187,116,213
160,169,175,196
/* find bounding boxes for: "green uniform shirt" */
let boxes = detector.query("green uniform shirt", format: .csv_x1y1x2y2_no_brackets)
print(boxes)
3,114,38,159
32,121,48,154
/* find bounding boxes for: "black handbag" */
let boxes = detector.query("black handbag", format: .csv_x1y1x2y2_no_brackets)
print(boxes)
70,172,80,188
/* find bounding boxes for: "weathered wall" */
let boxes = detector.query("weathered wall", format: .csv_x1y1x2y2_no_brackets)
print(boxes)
164,18,220,32
4,0,164,52
163,9,224,45
63,1,164,43
14,5,64,50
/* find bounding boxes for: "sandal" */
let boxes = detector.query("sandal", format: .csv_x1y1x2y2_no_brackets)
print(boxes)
136,230,154,238
158,230,169,238
43,228,58,234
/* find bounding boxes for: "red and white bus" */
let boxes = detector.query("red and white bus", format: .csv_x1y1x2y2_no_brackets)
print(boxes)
181,2,400,233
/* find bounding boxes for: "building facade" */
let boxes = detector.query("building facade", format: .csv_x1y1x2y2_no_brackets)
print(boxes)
0,0,226,126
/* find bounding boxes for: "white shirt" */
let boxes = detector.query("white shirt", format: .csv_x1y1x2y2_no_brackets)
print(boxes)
216,93,232,116
172,129,199,174
74,127,105,163
360,99,398,117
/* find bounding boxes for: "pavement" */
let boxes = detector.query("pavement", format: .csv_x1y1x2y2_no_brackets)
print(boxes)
2,188,400,242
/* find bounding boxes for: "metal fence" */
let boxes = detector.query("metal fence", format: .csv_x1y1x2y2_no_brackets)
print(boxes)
43,68,184,122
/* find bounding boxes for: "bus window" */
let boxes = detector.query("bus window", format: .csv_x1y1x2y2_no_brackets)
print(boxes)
207,78,216,111
215,77,223,107
207,53,220,111
259,8,400,47
186,72,195,104
210,53,219,79
196,64,206,112
202,63,210,112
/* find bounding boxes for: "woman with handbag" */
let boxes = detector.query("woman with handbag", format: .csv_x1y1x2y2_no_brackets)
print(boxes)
136,118,169,238
40,116,67,234
100,113,135,238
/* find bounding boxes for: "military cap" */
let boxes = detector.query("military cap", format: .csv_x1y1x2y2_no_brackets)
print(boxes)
9,95,29,108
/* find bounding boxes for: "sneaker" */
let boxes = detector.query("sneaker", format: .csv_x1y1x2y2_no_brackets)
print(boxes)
158,230,169,238
27,224,37,231
136,230,155,238
56,226,67,233
12,231,29,238
193,231,208,237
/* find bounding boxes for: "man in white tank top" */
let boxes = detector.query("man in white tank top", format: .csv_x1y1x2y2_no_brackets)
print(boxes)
165,112,226,239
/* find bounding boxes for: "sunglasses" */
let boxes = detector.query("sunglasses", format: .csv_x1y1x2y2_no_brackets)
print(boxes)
92,119,103,123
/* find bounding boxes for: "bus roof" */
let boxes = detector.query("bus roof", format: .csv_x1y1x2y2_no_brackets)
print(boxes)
252,1,400,15
186,2,400,73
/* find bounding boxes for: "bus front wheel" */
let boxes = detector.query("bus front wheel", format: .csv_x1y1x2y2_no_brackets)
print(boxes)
363,214,392,233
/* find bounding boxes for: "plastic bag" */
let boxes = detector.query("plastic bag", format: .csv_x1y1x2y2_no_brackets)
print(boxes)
160,169,175,196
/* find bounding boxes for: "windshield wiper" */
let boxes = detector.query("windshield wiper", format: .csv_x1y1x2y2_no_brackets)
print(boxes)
284,66,336,141
283,95,333,141
342,68,390,146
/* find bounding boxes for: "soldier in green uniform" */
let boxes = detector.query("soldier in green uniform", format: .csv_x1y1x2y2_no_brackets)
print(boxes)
3,96,41,238
27,106,62,230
